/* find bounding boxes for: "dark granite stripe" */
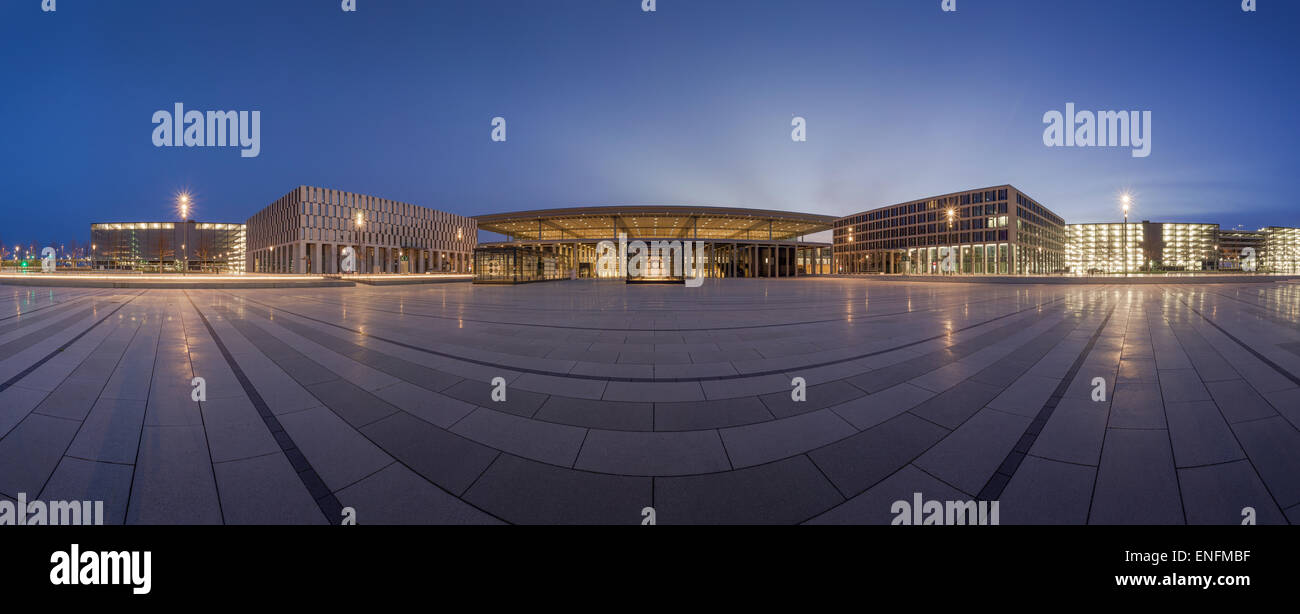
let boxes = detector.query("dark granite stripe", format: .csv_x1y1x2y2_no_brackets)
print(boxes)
0,293,141,394
977,305,1116,501
183,292,343,524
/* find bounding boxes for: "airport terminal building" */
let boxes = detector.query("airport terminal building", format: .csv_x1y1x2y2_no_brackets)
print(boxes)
245,186,476,274
832,185,1066,275
473,205,835,283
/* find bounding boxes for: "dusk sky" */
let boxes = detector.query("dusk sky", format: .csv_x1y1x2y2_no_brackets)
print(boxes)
1,0,1296,249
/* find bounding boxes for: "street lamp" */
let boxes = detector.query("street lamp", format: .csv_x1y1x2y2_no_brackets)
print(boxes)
176,191,192,221
1120,193,1131,277
946,208,956,275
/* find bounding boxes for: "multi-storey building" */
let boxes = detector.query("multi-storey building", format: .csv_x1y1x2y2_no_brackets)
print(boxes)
1065,221,1219,273
90,221,246,273
1217,229,1264,271
1262,226,1300,274
246,186,476,274
832,185,1065,275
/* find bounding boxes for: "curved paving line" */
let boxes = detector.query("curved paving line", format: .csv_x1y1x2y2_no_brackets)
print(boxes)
177,289,1111,527
338,281,1017,314
223,292,1069,383
187,291,513,525
264,289,1022,333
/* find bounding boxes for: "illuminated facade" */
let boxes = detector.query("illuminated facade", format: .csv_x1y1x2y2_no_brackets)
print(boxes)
832,185,1065,275
1217,229,1264,271
1065,223,1142,274
1065,221,1218,274
90,221,246,272
1263,227,1300,274
473,205,834,282
246,186,476,274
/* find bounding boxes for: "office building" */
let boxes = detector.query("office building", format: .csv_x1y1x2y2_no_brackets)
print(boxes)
245,186,476,274
832,185,1065,275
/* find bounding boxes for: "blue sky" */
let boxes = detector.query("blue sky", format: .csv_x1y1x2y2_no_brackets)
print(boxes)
1,0,1296,249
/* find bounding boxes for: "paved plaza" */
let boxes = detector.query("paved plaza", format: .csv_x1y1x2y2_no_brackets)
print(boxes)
1,278,1299,524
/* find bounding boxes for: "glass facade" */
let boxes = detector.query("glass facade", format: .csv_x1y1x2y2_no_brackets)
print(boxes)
832,186,1065,275
475,206,835,280
473,246,561,284
90,221,246,273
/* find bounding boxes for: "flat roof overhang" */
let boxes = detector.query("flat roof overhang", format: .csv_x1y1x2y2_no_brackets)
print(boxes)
477,239,832,248
474,205,836,242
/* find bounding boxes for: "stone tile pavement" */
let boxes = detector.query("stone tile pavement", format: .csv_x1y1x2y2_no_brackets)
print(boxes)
1,279,1298,524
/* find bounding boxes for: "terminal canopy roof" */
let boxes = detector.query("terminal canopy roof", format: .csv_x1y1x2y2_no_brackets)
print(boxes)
474,205,836,242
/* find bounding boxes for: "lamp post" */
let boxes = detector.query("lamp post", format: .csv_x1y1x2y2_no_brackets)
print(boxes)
1121,194,1131,277
946,208,955,275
